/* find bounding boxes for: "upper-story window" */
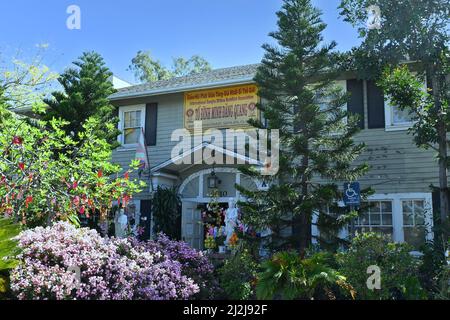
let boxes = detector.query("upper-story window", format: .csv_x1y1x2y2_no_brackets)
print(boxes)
384,75,426,131
385,99,415,130
119,105,146,147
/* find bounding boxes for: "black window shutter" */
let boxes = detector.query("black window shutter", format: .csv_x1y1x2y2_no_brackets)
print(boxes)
347,79,365,129
145,103,157,146
367,80,385,129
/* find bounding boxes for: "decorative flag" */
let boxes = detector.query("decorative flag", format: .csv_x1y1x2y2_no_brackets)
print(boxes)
135,128,149,177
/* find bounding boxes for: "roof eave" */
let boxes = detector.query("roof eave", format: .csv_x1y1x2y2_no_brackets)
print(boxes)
109,76,256,101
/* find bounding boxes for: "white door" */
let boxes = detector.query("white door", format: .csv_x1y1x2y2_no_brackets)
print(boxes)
181,201,203,249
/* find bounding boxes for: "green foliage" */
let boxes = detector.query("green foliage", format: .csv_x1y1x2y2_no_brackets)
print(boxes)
128,50,211,83
338,233,427,300
44,51,120,147
339,0,449,67
218,249,259,300
0,218,21,271
152,186,181,240
237,0,369,253
0,218,21,297
256,251,355,300
0,48,58,111
0,103,145,228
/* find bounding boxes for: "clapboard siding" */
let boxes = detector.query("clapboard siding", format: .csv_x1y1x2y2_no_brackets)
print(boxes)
351,129,439,194
112,92,440,197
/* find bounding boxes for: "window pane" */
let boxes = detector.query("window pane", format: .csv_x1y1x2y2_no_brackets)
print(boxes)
124,111,141,128
360,213,370,225
403,212,414,226
380,201,392,212
404,227,426,250
371,213,381,226
124,128,139,144
414,201,425,225
381,214,392,226
392,106,413,124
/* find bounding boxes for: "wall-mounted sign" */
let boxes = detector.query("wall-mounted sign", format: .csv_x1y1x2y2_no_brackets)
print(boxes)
184,84,259,130
343,182,361,207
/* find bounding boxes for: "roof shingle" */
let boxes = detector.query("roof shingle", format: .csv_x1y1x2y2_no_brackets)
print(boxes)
109,63,260,100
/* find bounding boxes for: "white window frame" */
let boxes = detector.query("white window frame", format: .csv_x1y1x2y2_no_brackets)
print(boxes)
384,76,426,132
118,105,146,149
384,98,415,131
366,193,433,249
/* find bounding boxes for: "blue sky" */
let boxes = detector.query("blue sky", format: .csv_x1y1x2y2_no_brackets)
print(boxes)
0,0,361,84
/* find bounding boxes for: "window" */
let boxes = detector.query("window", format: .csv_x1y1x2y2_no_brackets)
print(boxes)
385,98,414,129
354,201,393,239
119,106,145,147
402,200,426,250
384,76,426,131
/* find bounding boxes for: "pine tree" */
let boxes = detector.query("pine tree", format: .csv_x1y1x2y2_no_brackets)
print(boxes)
237,0,370,254
44,52,119,147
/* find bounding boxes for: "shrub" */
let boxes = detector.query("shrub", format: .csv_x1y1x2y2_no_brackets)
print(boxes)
338,232,426,300
152,187,181,240
256,251,355,300
9,222,200,300
135,233,216,299
218,249,259,300
0,218,21,299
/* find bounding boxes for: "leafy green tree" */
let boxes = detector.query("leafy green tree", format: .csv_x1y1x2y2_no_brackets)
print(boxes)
237,0,369,253
0,103,145,228
0,48,58,112
44,52,120,147
172,55,212,77
128,51,211,83
339,0,450,228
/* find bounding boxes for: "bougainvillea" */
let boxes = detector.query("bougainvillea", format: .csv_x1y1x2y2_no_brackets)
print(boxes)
10,222,200,300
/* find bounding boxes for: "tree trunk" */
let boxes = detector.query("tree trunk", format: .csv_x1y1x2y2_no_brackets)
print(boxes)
431,71,449,225
297,154,312,255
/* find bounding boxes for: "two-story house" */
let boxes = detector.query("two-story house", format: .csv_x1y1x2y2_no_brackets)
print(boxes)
110,64,437,251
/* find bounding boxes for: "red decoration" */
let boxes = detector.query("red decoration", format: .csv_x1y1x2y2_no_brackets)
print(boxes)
25,196,33,208
12,136,23,145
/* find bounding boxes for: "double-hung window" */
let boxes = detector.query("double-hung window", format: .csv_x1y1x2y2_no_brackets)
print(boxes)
402,200,426,250
354,200,393,239
384,76,426,131
119,105,145,147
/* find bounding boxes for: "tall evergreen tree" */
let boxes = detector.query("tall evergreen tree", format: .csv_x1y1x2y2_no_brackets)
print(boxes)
237,0,369,254
44,52,119,147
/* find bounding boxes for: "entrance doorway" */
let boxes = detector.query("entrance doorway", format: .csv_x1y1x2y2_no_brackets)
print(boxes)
179,168,259,249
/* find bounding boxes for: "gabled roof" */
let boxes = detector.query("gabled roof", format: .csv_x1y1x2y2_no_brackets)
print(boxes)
109,63,260,101
151,141,263,175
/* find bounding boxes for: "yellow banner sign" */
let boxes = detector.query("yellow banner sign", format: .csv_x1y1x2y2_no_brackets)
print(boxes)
184,84,259,130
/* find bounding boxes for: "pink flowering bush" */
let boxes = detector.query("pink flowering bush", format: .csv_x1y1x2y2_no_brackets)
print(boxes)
9,222,200,300
137,233,217,299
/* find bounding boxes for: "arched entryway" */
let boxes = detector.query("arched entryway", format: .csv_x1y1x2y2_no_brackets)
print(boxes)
179,167,259,249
